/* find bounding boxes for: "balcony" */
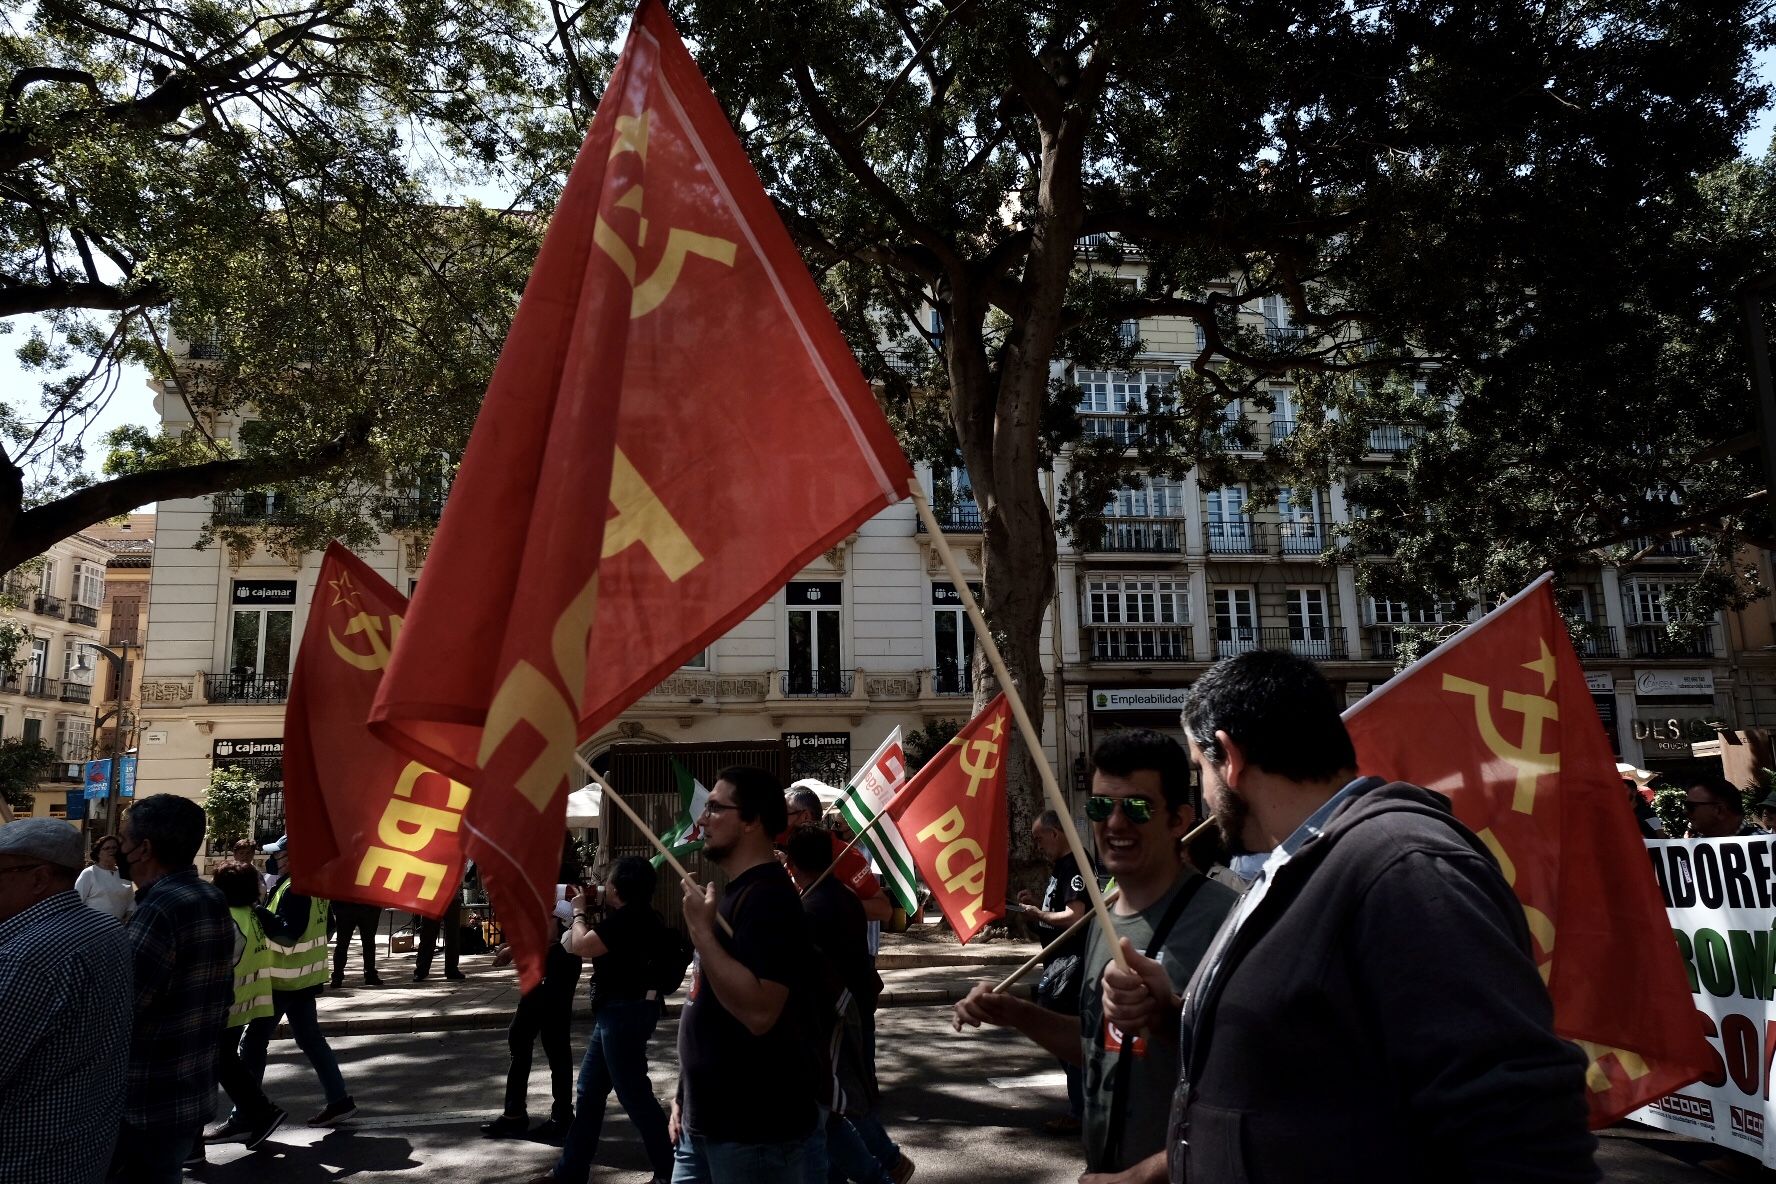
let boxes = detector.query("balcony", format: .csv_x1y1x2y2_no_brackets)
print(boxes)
779,670,854,697
68,604,99,627
32,594,64,619
914,501,983,533
1569,624,1621,659
1365,426,1416,455
1264,326,1311,348
933,667,974,696
382,495,445,531
1087,626,1193,663
1629,535,1701,560
1206,519,1267,556
213,492,299,528
1213,626,1349,660
1080,517,1183,554
21,675,60,700
59,681,91,704
206,670,291,705
1627,624,1716,660
1270,418,1297,444
1277,518,1332,558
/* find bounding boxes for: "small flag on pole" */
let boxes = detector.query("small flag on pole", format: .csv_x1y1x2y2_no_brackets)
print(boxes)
836,728,920,914
652,759,711,869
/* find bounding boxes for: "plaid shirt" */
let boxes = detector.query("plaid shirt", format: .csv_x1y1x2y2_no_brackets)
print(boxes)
125,868,233,1129
0,890,133,1184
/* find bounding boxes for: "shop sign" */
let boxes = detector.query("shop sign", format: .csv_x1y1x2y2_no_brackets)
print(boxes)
1585,672,1615,694
212,738,283,760
1635,669,1715,699
783,731,849,751
1092,687,1190,713
1633,714,1721,756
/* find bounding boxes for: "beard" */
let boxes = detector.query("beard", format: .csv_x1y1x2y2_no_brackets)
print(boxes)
1205,771,1252,857
702,838,735,864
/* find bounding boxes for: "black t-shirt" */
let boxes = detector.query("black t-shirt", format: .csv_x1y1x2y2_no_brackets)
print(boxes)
802,876,877,1007
589,902,659,1009
676,860,817,1144
1036,853,1091,949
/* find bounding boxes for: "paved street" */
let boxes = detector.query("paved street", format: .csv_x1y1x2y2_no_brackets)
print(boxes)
192,1005,1759,1183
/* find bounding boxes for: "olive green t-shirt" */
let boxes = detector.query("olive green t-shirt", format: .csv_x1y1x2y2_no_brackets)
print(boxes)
1079,871,1239,1172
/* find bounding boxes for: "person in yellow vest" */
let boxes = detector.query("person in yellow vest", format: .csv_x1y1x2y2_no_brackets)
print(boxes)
202,863,286,1151
223,836,357,1129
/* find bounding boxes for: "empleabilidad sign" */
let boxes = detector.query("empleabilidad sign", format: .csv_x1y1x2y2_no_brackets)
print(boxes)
1634,836,1776,1162
1091,687,1189,713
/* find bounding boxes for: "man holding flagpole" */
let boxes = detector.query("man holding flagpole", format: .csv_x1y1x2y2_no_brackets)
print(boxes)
1132,650,1596,1184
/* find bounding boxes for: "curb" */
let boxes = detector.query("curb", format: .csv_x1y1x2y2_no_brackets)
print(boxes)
283,983,1034,1040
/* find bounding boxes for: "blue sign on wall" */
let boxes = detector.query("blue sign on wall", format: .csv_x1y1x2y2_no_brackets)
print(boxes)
83,759,110,800
119,754,137,799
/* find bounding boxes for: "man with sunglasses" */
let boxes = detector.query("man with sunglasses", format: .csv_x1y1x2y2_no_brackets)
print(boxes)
1683,775,1758,838
953,730,1236,1183
673,766,818,1182
1134,649,1595,1184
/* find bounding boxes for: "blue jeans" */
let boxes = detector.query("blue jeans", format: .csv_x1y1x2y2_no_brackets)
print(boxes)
802,1104,831,1184
554,1000,674,1181
671,1126,806,1184
827,1113,894,1184
237,988,349,1113
109,1122,199,1184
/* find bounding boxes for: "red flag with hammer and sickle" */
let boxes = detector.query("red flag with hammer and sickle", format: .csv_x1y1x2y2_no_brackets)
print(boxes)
283,544,469,918
1344,575,1711,1126
887,695,1011,943
369,0,912,989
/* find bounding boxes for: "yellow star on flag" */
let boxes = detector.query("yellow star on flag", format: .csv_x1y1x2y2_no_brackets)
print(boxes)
1523,639,1557,695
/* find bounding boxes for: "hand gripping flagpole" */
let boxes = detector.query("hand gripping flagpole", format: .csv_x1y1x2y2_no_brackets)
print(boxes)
571,752,732,937
908,479,1128,971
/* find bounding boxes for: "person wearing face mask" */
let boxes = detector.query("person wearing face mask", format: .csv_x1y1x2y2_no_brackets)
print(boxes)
76,834,135,922
952,731,1236,1184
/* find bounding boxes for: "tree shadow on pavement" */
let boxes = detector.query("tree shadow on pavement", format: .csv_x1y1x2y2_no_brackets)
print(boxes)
193,1131,420,1182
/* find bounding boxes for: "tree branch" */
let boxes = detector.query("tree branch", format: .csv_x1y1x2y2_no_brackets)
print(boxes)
0,277,169,318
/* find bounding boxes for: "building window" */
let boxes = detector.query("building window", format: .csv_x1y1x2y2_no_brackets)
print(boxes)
72,563,103,608
1286,587,1334,658
1084,576,1190,661
1364,598,1453,625
109,595,142,645
1076,370,1171,415
1105,477,1184,519
22,716,42,744
1624,578,1684,624
54,715,91,763
786,581,843,694
680,649,709,670
932,583,979,694
1277,488,1323,554
1213,587,1258,658
62,640,93,687
37,561,55,597
1206,485,1252,553
228,580,297,677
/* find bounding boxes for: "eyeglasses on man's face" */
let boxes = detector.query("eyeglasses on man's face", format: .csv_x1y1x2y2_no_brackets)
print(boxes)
699,799,740,820
1085,794,1158,825
1682,799,1723,813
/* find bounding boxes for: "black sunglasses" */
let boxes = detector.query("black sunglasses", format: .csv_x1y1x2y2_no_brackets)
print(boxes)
1085,794,1158,824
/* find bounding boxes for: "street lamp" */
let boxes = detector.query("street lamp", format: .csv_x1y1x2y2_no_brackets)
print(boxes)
73,642,135,838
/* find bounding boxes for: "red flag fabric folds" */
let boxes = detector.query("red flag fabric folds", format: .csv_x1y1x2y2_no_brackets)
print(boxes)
887,695,1011,943
1344,575,1712,1126
370,0,912,988
283,544,467,918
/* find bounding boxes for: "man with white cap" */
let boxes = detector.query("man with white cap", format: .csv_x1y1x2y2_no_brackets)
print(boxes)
0,818,133,1183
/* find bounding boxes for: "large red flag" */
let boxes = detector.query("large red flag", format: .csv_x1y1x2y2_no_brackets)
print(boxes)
1344,575,1711,1126
283,544,468,917
887,695,1011,943
370,0,912,988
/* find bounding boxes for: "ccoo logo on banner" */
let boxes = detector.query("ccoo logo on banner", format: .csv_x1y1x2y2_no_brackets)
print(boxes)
1634,835,1776,1162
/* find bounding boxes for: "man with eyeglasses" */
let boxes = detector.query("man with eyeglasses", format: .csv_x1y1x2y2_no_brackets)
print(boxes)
1684,775,1758,838
953,730,1236,1183
0,818,132,1184
673,766,818,1182
1132,649,1595,1184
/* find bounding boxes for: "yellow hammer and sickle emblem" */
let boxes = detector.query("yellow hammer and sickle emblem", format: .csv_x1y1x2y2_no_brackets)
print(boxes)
951,713,1006,798
1441,641,1561,814
592,111,738,319
329,613,401,672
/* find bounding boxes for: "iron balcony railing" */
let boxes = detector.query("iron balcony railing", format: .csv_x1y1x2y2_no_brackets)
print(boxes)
1081,517,1183,554
1271,418,1297,443
1629,535,1701,559
1213,626,1348,661
59,681,91,704
1627,624,1716,660
779,670,854,697
206,670,291,705
1087,626,1193,662
913,501,983,533
1569,624,1621,659
1277,518,1332,557
1205,519,1267,556
1081,414,1146,447
21,675,60,700
213,492,301,527
933,667,974,696
68,604,99,626
1264,326,1311,348
32,594,64,619
381,495,445,531
1366,426,1415,455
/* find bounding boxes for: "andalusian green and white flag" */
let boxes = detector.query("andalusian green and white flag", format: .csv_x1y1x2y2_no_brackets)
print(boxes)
836,728,921,914
652,759,711,868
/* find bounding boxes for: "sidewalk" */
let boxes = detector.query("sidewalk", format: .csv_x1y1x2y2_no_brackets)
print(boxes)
288,932,1042,1039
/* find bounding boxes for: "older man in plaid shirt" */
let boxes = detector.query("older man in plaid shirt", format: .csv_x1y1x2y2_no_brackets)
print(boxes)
114,794,235,1182
0,819,132,1184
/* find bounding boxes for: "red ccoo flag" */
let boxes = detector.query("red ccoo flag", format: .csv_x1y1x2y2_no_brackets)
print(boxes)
1344,575,1712,1126
283,544,469,917
886,695,1011,943
370,0,912,989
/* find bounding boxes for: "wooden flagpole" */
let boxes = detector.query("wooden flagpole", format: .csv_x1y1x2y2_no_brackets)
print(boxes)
572,753,731,937
908,479,1128,970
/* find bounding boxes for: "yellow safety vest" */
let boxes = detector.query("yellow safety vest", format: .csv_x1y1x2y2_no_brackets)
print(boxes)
265,879,330,992
227,906,275,1028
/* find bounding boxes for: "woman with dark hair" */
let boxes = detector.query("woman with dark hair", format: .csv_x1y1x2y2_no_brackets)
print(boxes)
76,834,135,921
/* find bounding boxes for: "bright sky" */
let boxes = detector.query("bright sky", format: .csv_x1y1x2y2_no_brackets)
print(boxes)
2,45,1774,498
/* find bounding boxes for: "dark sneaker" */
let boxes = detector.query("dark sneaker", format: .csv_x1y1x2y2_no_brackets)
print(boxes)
444,969,466,980
413,968,428,981
329,974,344,988
889,1154,916,1184
202,1114,252,1143
245,1106,287,1150
309,1097,358,1126
481,1114,529,1138
363,974,384,986
530,1117,569,1143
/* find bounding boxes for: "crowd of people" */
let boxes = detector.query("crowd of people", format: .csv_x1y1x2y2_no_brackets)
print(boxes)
12,647,1771,1183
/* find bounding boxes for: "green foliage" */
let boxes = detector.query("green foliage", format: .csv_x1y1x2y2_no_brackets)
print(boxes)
0,738,58,812
202,764,259,850
904,718,964,776
1652,785,1689,838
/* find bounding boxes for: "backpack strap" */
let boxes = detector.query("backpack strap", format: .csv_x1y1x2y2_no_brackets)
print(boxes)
1100,874,1209,1169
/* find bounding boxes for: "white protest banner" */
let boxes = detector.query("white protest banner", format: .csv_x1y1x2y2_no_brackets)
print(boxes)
1632,836,1776,1160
